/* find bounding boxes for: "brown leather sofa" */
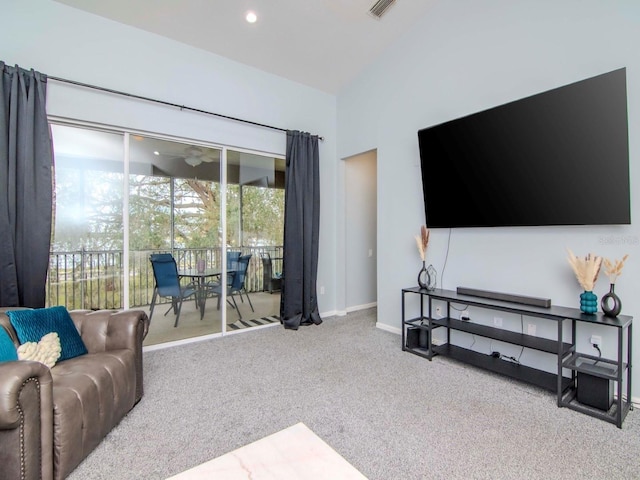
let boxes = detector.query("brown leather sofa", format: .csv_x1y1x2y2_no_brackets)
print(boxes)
0,308,149,480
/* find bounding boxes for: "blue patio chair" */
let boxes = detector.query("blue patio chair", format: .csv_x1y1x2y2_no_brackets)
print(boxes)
211,254,254,319
227,250,241,271
204,250,240,291
149,253,197,327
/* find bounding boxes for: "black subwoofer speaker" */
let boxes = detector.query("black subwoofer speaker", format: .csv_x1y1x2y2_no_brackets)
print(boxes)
577,371,613,411
406,327,429,349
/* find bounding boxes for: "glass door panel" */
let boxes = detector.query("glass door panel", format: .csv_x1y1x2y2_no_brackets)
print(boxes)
127,135,223,346
225,149,284,331
48,124,125,310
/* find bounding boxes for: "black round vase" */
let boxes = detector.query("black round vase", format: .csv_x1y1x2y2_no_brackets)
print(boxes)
417,261,430,289
601,283,622,317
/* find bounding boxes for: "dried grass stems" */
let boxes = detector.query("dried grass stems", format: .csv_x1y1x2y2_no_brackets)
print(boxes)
603,254,629,284
566,249,602,291
415,225,430,261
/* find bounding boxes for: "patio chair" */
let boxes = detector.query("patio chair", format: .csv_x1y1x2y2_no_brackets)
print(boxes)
149,253,197,327
204,250,240,296
261,252,282,294
227,250,241,271
211,253,254,319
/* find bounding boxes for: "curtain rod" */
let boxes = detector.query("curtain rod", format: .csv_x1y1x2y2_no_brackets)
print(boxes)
48,75,324,141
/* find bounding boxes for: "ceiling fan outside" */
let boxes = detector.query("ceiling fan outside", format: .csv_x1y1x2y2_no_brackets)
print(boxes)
154,145,217,167
182,146,215,166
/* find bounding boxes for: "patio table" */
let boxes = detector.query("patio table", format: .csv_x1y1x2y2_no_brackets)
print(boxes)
179,268,223,319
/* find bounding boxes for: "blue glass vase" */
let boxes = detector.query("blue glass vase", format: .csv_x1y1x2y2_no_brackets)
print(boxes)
580,290,598,314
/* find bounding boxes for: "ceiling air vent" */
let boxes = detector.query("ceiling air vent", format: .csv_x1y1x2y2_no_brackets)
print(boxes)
368,0,397,19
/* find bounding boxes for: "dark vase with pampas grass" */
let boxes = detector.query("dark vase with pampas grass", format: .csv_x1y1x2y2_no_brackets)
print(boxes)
601,284,622,317
415,226,430,290
417,261,429,289
600,255,628,318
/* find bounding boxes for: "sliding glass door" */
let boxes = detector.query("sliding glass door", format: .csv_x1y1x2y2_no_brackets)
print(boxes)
48,122,284,346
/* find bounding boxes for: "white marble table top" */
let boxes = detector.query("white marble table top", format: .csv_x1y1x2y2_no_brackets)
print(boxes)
166,422,368,480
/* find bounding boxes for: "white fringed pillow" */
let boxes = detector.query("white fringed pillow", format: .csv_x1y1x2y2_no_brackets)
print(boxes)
17,332,62,368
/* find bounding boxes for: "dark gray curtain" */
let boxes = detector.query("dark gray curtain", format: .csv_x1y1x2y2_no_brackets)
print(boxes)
280,130,322,330
0,62,53,307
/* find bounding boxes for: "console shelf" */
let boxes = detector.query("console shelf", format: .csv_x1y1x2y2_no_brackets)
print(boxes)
562,353,624,380
401,287,633,428
431,317,573,355
434,343,573,393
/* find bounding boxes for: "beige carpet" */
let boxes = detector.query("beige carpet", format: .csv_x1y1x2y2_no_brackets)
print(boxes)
67,308,640,480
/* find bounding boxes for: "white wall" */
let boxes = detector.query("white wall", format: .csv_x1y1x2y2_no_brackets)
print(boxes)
1,0,338,317
338,0,640,396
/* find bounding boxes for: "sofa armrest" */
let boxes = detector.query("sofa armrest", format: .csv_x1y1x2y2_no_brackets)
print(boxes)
70,309,149,352
69,309,150,402
0,360,54,480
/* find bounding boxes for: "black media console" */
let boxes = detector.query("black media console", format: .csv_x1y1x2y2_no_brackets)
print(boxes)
401,287,633,428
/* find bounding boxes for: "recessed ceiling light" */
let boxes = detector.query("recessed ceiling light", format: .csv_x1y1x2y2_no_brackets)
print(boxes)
246,11,257,23
153,151,159,156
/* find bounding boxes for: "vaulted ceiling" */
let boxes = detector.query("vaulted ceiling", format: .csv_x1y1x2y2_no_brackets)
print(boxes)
53,0,434,94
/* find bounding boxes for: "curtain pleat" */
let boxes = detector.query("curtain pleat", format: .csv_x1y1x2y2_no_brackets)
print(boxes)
0,62,53,307
280,130,322,329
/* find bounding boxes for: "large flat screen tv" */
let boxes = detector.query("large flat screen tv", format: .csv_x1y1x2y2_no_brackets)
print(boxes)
418,68,630,228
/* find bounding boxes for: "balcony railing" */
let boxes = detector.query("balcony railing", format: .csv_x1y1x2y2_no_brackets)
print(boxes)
46,246,283,311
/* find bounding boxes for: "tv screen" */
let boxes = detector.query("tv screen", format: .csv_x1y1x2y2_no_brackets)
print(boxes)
418,68,630,228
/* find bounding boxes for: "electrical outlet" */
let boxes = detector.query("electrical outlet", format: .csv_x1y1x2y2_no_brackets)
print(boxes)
435,306,443,317
494,317,503,327
527,323,536,336
461,309,470,320
591,335,602,347
320,286,325,295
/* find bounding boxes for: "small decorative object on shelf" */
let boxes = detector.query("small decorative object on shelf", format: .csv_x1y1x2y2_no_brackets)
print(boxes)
426,264,437,290
567,249,602,314
415,225,430,289
601,254,628,317
417,261,429,289
601,284,622,317
580,291,598,314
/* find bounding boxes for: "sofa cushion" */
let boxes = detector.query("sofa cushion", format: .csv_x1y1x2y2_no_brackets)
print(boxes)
8,306,88,361
17,332,62,368
0,327,18,362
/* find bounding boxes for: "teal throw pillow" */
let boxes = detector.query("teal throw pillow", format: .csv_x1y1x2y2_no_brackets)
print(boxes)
0,327,18,363
8,306,88,361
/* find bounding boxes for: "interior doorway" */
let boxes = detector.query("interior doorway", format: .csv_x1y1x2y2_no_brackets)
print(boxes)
345,150,377,310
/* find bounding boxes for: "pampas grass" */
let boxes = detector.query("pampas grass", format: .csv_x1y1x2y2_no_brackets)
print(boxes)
415,225,430,261
603,254,629,284
567,249,602,291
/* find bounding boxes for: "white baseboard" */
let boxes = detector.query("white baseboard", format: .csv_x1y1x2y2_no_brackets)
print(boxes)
144,331,223,352
345,302,377,313
327,301,377,318
376,322,400,335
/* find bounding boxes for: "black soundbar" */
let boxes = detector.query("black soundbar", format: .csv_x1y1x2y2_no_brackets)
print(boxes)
456,287,551,308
